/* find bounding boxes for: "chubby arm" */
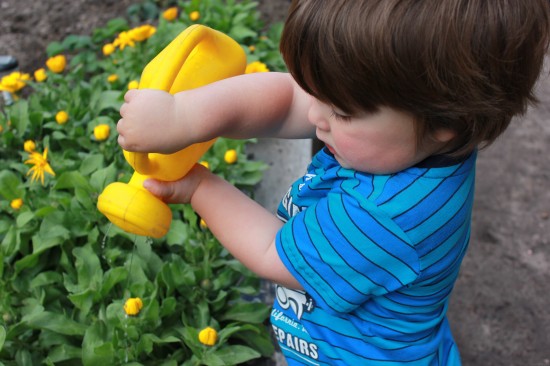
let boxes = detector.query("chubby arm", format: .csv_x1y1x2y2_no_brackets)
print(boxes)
117,72,313,154
144,165,302,289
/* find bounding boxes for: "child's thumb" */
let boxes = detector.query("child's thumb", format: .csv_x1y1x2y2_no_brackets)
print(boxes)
142,179,172,200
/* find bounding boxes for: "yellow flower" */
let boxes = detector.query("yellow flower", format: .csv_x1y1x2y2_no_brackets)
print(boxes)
10,198,23,210
129,25,157,42
46,55,67,73
107,74,118,83
189,11,200,22
0,125,3,133
128,80,139,90
56,110,69,125
24,140,36,153
34,68,47,82
25,148,56,186
0,71,31,93
102,43,115,56
199,160,209,169
124,297,143,316
248,45,256,52
245,61,269,74
113,31,135,50
199,218,208,229
162,7,178,21
94,124,110,141
224,149,238,164
198,327,218,346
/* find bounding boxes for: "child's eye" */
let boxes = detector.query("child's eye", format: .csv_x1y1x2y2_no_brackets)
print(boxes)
330,109,352,122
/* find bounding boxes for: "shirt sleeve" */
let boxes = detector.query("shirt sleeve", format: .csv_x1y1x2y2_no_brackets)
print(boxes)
276,191,420,314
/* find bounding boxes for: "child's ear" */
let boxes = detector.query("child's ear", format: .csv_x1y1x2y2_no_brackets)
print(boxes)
433,128,456,143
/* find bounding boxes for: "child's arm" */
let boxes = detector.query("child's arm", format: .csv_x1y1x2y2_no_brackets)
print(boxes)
143,164,302,290
117,72,313,154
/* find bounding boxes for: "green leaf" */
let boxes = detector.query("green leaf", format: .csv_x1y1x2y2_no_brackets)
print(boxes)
32,225,71,254
73,244,103,289
0,170,23,199
0,326,5,351
1,226,20,257
30,271,63,289
8,100,29,137
82,321,114,366
96,90,123,113
46,41,65,56
89,163,117,192
219,302,270,323
54,171,94,192
166,220,189,246
100,267,127,296
46,343,82,362
202,345,261,366
228,25,257,41
14,252,40,273
16,211,34,228
68,288,96,316
23,311,87,336
80,153,104,175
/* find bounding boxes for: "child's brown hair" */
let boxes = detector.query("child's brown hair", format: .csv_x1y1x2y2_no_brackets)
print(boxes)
280,0,550,156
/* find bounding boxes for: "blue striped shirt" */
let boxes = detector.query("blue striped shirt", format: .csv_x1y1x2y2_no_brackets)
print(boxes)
272,148,475,365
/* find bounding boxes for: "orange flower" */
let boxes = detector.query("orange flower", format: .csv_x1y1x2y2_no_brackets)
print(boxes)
102,43,115,56
46,55,67,73
25,148,55,186
189,11,200,22
10,198,23,210
128,80,139,90
245,61,269,74
34,68,47,82
162,7,178,21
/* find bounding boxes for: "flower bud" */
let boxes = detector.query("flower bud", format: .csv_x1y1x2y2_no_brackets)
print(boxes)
24,140,36,153
198,326,218,346
10,198,23,210
224,149,238,164
94,124,110,141
162,7,178,21
124,297,143,316
56,110,69,125
189,11,200,21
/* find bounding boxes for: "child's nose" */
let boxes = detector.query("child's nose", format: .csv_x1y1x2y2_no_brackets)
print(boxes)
308,100,330,131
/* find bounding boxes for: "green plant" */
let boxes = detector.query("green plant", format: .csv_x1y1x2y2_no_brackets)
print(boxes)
0,1,285,364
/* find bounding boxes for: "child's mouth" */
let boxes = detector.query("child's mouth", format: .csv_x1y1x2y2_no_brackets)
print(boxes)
325,144,336,155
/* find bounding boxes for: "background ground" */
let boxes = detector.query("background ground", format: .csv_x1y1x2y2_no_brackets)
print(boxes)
1,1,549,365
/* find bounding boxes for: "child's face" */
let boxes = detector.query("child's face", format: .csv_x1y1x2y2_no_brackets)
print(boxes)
308,98,448,174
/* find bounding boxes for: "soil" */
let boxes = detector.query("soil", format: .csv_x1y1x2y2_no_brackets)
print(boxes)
1,1,549,365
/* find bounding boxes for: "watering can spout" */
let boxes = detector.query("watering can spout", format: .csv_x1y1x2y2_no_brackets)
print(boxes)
97,25,247,238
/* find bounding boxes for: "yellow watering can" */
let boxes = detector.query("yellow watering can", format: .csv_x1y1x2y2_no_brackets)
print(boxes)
97,25,247,238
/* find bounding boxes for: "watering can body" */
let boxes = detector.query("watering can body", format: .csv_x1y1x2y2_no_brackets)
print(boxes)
97,25,247,238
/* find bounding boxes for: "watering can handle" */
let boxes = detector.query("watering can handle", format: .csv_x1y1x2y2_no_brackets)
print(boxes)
123,25,246,178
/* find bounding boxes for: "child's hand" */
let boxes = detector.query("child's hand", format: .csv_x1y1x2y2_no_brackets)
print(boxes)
143,164,208,204
117,89,186,153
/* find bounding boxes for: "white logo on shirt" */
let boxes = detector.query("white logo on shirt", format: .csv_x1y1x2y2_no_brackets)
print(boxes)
276,285,315,320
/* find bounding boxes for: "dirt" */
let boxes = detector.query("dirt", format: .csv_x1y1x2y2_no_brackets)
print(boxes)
1,1,549,365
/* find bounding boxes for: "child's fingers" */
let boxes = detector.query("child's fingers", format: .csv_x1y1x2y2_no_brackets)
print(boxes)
124,89,138,102
120,89,138,117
